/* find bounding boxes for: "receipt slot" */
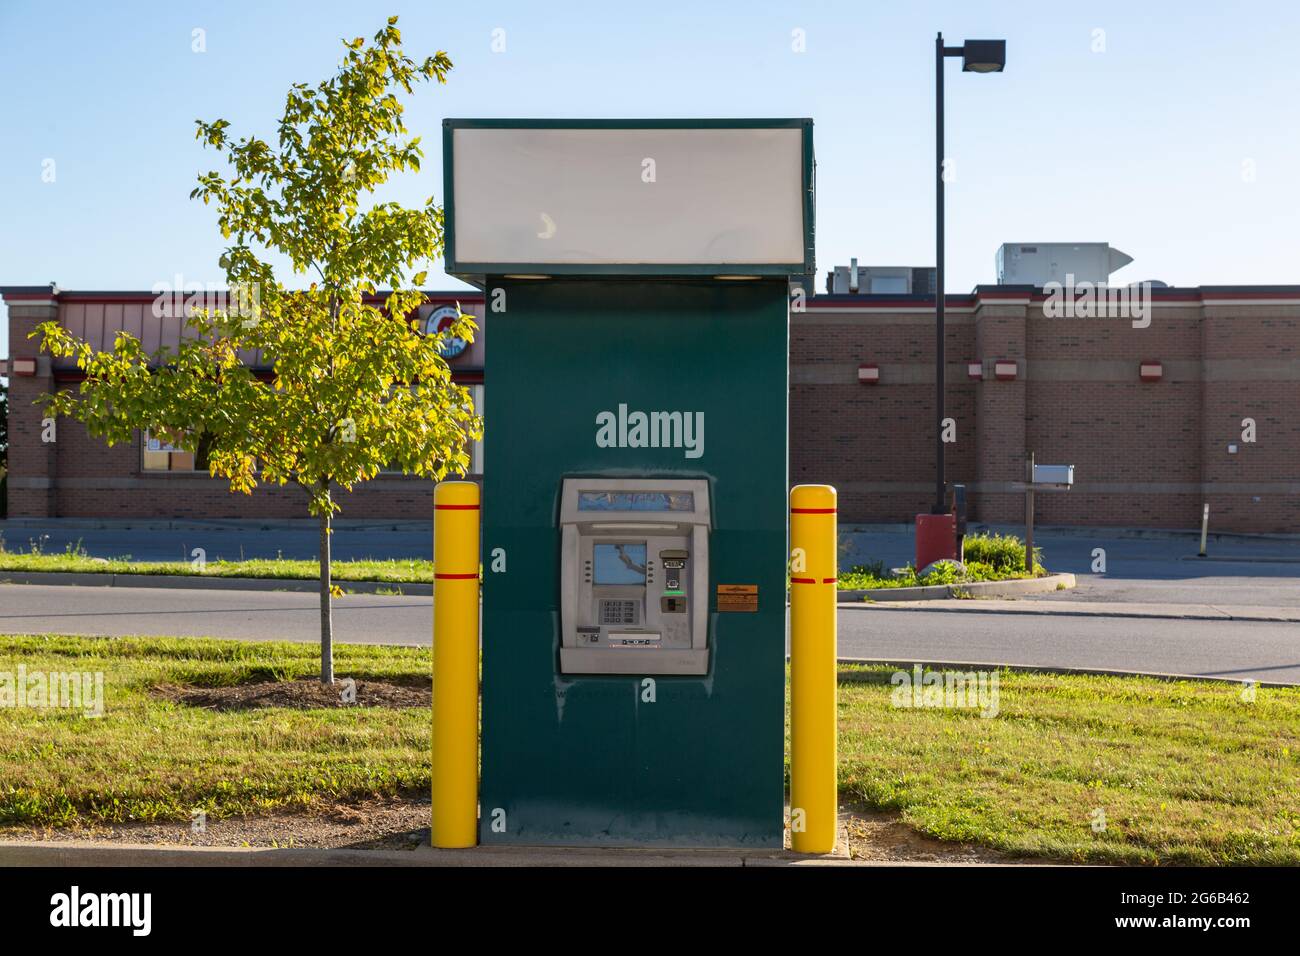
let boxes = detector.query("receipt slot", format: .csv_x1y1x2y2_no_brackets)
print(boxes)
560,479,710,675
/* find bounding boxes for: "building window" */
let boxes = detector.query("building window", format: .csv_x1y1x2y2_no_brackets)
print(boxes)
142,430,213,472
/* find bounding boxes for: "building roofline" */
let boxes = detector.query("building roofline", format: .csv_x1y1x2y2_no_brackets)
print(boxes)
6,283,1300,308
806,284,1300,309
0,287,484,304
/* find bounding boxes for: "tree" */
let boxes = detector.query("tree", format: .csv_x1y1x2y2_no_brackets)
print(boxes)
33,17,480,684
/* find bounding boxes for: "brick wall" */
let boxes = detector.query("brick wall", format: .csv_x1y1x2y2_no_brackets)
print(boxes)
791,291,1300,533
6,302,58,518
6,288,1298,533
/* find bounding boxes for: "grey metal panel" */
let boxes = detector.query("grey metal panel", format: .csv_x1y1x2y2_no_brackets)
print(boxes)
560,647,709,676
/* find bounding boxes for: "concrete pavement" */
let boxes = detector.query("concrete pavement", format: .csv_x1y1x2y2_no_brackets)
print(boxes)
0,839,864,867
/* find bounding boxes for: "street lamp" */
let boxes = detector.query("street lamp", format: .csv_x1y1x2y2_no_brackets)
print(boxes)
933,33,1005,515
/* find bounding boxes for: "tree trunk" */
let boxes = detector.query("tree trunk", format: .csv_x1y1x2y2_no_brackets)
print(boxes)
319,491,334,685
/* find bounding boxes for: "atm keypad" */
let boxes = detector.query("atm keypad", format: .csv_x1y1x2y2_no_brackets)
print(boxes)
599,599,638,626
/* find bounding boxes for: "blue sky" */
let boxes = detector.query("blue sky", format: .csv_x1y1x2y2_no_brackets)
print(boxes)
3,0,1298,357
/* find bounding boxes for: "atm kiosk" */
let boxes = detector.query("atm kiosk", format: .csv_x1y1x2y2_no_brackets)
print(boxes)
559,478,710,675
443,118,815,846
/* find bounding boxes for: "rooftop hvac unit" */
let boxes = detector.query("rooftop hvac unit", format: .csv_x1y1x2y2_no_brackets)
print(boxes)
995,243,1133,286
829,263,936,294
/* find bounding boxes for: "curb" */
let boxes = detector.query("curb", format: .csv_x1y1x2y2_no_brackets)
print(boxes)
0,839,867,868
838,573,1075,603
1179,554,1300,565
0,571,431,596
836,600,1300,623
836,657,1298,689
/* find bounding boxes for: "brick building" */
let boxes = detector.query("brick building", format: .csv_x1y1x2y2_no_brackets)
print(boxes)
1,287,483,522
3,282,1298,533
792,285,1299,533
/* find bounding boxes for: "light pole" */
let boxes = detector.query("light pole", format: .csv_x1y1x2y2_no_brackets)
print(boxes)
933,33,1006,514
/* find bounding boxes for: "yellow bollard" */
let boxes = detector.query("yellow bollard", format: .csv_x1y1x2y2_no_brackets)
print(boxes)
432,480,480,848
789,484,838,854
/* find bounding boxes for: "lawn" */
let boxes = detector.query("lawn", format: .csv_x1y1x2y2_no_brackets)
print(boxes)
0,548,435,584
835,664,1300,865
2,635,1296,864
0,635,430,825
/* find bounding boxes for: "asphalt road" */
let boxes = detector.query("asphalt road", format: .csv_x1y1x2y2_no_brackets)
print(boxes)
5,521,1294,605
835,606,1300,685
1,582,1296,684
0,583,433,646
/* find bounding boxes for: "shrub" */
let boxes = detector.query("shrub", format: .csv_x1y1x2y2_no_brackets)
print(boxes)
963,532,1041,572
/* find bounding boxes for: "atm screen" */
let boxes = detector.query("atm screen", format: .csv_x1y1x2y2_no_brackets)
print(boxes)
593,543,647,585
578,492,694,512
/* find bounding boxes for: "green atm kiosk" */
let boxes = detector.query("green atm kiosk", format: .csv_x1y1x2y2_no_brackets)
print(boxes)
443,118,815,846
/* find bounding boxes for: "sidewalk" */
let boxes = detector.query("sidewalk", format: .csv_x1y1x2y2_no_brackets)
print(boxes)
0,839,893,868
843,598,1300,623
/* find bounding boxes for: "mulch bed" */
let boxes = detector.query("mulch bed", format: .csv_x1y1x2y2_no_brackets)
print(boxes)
152,677,430,711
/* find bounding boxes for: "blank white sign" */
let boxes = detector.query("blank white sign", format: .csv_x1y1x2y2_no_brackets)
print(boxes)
450,126,806,267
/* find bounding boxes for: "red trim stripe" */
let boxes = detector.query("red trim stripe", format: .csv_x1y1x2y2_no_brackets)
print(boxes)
435,503,480,510
790,507,837,514
791,576,838,584
434,572,479,580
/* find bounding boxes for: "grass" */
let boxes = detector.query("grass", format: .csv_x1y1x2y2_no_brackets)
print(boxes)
2,634,1297,864
836,663,1300,865
0,537,433,584
0,635,430,826
839,532,1047,590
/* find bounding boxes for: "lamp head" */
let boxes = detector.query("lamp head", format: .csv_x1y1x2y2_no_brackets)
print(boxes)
961,39,1006,73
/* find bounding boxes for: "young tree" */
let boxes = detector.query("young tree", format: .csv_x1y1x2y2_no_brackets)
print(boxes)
33,17,480,684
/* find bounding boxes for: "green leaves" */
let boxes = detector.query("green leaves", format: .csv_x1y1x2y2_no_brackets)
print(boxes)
37,18,474,521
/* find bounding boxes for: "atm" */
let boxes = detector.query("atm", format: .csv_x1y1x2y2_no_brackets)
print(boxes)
559,477,710,675
452,118,812,845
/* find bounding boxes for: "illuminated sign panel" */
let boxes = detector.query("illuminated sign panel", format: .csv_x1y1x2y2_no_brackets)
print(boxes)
444,120,814,277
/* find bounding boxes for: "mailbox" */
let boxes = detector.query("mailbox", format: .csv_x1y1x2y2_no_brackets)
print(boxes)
1032,464,1074,489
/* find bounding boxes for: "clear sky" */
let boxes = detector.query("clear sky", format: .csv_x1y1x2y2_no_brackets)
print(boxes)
3,0,1298,358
